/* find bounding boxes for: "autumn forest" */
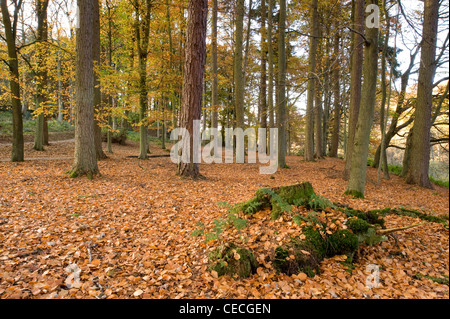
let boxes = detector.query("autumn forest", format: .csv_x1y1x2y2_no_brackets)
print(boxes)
0,0,448,303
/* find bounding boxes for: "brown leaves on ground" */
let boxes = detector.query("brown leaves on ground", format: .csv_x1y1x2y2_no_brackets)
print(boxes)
0,141,448,299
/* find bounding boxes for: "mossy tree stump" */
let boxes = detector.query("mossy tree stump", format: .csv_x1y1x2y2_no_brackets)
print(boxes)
206,183,439,279
231,182,315,219
208,243,258,279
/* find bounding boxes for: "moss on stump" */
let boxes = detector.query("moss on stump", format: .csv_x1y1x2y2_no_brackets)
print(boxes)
208,243,258,279
273,227,323,277
325,229,359,257
273,225,361,277
231,182,315,220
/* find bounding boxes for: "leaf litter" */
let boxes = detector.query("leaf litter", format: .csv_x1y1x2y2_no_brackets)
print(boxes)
0,141,448,299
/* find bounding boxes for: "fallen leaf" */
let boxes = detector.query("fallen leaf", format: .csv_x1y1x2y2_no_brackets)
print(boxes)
133,289,143,297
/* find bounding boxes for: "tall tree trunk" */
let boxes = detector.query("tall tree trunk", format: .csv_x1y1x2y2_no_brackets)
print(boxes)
322,27,331,156
166,0,177,133
377,1,392,182
277,0,287,168
260,0,267,130
405,0,439,188
314,22,323,159
57,52,64,122
69,0,99,178
343,0,364,179
135,0,152,160
304,0,319,162
1,0,24,162
267,0,275,129
211,0,219,129
330,31,341,157
176,0,208,178
235,0,245,129
243,0,253,89
106,1,114,154
314,82,323,158
345,0,379,198
33,0,49,151
162,98,166,150
93,0,107,160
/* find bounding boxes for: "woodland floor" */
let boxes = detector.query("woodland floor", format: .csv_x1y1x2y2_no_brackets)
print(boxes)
0,139,448,299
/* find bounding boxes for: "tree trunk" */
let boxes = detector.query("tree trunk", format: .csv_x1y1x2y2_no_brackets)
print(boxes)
314,22,323,159
345,0,379,198
57,53,64,122
93,0,107,160
405,0,439,189
401,129,413,177
267,0,275,129
314,83,323,158
243,0,253,88
322,28,331,156
330,31,341,158
378,1,394,182
234,0,245,129
69,0,99,178
304,0,319,162
135,0,152,160
43,117,49,145
106,2,114,154
277,0,287,168
260,0,267,131
211,0,219,129
176,0,208,178
1,0,24,162
343,0,364,179
33,0,49,151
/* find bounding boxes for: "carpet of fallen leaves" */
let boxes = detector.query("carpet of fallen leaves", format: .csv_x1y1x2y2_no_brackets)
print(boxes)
0,140,448,299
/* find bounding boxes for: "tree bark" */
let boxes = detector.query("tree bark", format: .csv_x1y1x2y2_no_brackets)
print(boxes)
377,2,390,182
234,0,245,129
277,0,287,168
243,0,253,88
211,0,219,129
1,0,24,162
176,0,208,178
69,0,99,178
57,53,64,122
267,0,275,129
322,27,331,156
304,0,319,162
93,0,107,160
314,81,323,158
314,21,323,159
345,0,379,198
330,31,341,158
135,0,152,160
33,0,49,151
259,0,268,131
401,128,413,177
343,0,364,179
405,0,439,189
106,2,114,154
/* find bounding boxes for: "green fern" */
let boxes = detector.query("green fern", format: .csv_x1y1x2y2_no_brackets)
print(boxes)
307,194,335,211
217,201,234,210
244,201,263,215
